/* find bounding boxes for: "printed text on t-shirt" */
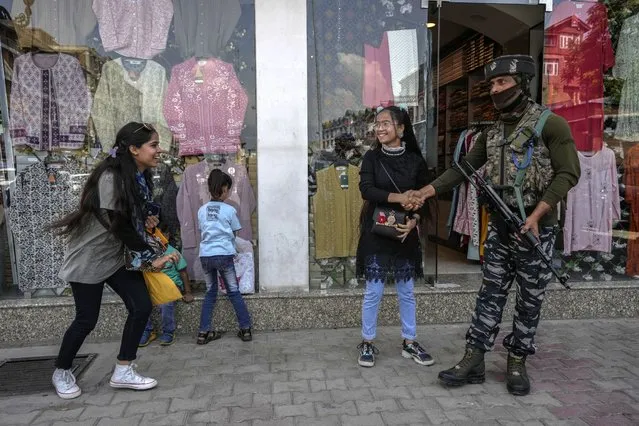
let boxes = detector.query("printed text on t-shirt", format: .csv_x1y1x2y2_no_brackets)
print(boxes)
207,204,220,221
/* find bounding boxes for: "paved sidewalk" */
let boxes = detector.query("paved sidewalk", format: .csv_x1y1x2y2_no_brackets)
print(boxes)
0,319,638,425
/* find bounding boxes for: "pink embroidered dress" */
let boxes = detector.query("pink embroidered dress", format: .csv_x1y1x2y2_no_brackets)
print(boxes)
563,147,621,255
163,58,248,156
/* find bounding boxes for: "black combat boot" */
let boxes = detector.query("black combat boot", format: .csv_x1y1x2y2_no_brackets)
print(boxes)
438,346,485,386
506,352,530,396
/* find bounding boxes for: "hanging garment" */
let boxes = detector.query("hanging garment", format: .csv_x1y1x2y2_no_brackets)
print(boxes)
92,58,171,152
92,0,173,59
363,33,393,108
626,145,639,276
215,237,255,295
163,57,248,156
449,131,467,238
453,130,483,247
453,131,473,238
151,163,179,249
468,132,483,248
9,53,91,150
387,29,419,106
12,0,96,47
173,0,242,59
613,13,639,142
313,165,362,259
177,159,256,280
544,0,615,151
563,147,621,255
8,161,87,291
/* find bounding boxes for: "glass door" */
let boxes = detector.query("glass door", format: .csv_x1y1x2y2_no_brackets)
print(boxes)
428,1,546,286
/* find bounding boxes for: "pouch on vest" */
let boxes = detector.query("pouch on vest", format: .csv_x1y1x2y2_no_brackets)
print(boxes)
511,108,552,221
509,126,537,153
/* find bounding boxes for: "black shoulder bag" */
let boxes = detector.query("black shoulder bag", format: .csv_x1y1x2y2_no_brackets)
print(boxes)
371,161,408,240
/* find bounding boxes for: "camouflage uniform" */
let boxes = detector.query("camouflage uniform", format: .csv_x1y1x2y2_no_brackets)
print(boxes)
436,54,579,395
466,222,557,355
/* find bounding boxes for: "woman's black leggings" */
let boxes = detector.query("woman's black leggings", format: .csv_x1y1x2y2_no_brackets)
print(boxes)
55,267,152,369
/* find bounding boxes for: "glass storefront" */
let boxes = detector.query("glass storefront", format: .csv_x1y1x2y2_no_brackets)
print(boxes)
308,0,639,289
0,0,258,298
0,0,637,299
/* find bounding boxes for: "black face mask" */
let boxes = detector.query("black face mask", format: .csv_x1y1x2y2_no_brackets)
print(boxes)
491,85,523,111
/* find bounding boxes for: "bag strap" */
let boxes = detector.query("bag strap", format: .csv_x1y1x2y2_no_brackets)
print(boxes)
378,160,401,194
512,108,552,221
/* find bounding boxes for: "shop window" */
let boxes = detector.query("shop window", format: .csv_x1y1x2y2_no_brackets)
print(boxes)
543,0,639,283
307,0,430,290
0,1,258,298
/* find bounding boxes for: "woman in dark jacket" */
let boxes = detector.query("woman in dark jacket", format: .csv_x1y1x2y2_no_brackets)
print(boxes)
356,106,434,368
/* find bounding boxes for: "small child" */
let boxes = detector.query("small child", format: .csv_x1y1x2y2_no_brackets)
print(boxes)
139,237,193,347
197,169,252,344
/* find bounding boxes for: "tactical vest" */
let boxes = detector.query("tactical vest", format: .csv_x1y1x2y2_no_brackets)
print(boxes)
484,103,553,220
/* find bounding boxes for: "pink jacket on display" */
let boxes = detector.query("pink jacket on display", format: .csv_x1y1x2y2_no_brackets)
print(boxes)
163,58,248,156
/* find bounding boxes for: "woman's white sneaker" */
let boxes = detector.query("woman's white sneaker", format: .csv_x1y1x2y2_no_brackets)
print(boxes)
52,368,82,399
109,363,157,390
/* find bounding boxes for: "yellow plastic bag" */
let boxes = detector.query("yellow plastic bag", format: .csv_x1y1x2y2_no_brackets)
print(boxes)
143,271,182,306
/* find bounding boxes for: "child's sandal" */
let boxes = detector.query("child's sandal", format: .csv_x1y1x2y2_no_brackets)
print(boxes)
196,330,222,345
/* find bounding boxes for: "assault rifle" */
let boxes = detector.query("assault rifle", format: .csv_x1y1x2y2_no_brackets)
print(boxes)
453,157,570,289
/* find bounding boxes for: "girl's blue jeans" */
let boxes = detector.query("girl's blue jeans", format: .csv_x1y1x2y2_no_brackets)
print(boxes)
198,255,251,332
361,278,416,341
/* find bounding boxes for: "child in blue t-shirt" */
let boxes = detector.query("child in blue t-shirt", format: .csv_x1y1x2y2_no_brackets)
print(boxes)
139,237,193,347
197,169,252,344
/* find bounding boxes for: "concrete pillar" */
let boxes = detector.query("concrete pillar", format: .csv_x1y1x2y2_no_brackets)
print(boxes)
255,0,309,292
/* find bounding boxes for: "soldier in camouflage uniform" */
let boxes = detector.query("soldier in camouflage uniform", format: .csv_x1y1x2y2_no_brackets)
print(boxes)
413,55,580,395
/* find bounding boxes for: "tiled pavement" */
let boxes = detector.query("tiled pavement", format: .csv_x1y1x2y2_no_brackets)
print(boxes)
0,319,638,425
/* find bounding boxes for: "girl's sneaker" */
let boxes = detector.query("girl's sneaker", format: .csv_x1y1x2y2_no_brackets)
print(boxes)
109,363,157,390
158,332,175,346
402,340,435,366
357,341,379,367
52,368,81,399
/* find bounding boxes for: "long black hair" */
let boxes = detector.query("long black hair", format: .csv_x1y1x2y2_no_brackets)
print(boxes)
50,122,156,236
373,106,421,155
359,106,429,228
